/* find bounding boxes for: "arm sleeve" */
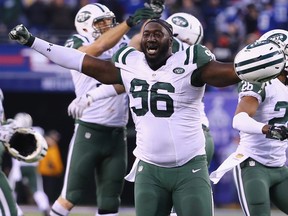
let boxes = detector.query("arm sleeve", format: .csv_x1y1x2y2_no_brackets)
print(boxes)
87,85,118,102
233,112,265,134
32,37,85,72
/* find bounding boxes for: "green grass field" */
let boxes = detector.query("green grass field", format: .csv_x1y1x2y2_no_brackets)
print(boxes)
20,205,287,216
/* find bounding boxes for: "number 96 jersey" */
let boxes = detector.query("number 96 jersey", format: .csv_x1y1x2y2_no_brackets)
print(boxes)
113,44,214,167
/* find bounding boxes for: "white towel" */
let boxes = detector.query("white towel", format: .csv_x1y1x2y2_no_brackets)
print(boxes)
210,152,248,184
125,158,140,182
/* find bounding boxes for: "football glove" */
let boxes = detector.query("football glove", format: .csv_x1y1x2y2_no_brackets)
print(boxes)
8,24,35,47
68,95,93,119
0,124,14,143
144,0,165,14
266,125,288,141
2,127,48,163
126,7,159,27
13,112,33,128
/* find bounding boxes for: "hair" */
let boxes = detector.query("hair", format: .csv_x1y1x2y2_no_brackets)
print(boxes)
144,19,173,37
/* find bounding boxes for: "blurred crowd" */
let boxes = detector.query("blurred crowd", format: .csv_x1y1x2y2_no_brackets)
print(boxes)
1,0,288,89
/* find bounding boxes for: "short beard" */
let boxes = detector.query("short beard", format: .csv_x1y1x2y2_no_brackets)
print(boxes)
142,42,170,66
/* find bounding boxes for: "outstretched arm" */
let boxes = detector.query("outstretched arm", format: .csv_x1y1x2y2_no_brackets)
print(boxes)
201,61,241,87
79,21,130,56
80,7,158,56
9,25,121,84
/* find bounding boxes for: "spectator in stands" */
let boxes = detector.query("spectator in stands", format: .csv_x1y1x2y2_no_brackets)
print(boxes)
38,130,64,203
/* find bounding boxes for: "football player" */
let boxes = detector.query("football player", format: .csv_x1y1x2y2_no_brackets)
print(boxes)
0,89,23,216
9,20,285,216
166,12,214,168
165,12,214,216
210,30,288,216
47,3,158,216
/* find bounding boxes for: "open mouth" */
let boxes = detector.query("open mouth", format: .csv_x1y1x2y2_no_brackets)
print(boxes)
147,45,158,55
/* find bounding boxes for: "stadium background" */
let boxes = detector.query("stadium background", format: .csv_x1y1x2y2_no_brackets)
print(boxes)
1,0,288,211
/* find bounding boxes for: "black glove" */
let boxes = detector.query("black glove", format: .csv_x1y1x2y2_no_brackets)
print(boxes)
126,7,159,27
8,24,35,47
144,0,165,14
266,125,288,141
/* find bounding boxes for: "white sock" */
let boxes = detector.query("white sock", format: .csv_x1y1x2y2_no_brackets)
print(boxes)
16,204,23,216
33,191,50,211
50,201,70,216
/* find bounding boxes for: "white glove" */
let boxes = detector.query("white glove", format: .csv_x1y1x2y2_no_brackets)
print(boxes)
0,124,15,143
13,112,33,128
68,95,93,119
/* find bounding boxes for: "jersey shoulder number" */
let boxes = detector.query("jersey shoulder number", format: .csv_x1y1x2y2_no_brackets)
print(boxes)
238,80,267,100
191,44,215,68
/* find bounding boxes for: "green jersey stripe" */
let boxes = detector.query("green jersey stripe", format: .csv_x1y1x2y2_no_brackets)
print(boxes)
184,47,191,65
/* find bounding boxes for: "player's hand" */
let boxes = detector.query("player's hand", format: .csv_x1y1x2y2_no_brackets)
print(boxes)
144,0,165,14
67,95,93,119
126,7,159,27
266,125,288,141
8,24,34,46
0,124,14,143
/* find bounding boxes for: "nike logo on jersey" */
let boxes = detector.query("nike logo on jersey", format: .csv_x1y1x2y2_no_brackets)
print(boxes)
192,168,201,173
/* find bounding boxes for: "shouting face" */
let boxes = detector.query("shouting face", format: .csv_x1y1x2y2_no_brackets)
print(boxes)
141,21,173,70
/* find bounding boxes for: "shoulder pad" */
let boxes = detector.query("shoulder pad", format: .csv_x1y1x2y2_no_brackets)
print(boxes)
64,34,88,49
238,80,266,100
191,44,215,67
112,46,136,64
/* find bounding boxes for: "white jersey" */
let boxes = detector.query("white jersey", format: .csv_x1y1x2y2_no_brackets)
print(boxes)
236,79,288,167
172,37,209,127
114,44,214,167
65,34,130,127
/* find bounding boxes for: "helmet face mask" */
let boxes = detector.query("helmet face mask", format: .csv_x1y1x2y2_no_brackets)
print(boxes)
259,29,288,73
259,29,288,55
75,3,116,41
92,17,116,37
166,12,203,45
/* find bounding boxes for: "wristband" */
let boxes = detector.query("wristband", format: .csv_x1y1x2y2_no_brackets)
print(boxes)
25,35,35,47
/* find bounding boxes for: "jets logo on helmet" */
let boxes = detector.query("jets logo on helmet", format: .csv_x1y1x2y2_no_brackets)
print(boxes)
166,12,203,45
234,40,285,83
259,29,288,55
74,3,116,41
171,16,189,27
76,11,92,23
